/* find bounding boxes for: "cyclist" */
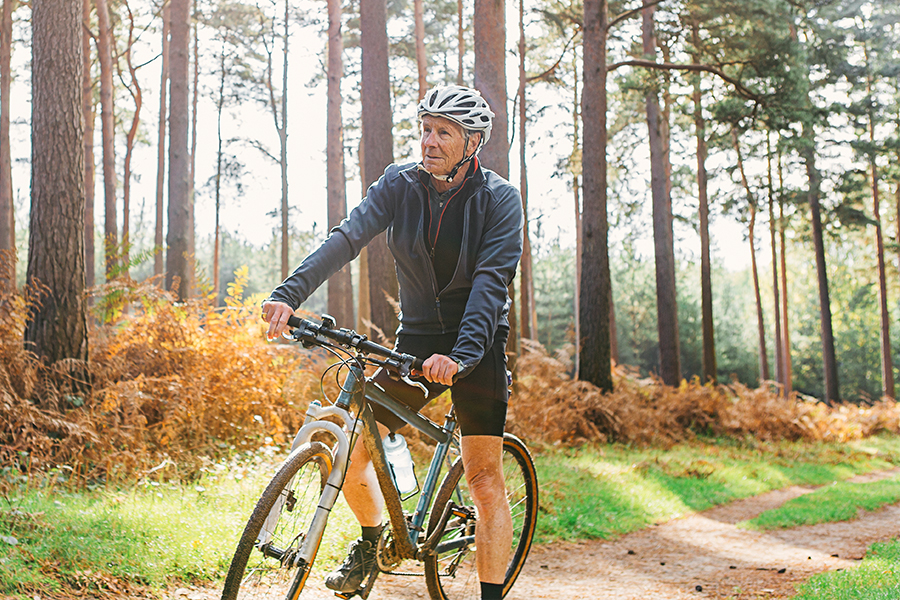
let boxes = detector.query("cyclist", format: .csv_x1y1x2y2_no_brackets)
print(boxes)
262,84,523,600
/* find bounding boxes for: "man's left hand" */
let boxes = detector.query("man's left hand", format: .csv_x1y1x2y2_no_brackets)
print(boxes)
422,354,459,386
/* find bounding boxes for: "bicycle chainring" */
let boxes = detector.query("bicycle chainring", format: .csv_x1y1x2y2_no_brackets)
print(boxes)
376,528,403,571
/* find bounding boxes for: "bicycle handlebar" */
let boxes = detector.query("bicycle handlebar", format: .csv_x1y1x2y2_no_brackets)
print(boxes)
286,314,425,376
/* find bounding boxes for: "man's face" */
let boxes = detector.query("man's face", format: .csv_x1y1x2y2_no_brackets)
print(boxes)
420,115,471,177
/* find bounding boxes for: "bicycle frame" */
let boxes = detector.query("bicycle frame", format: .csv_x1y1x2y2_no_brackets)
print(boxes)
270,360,460,571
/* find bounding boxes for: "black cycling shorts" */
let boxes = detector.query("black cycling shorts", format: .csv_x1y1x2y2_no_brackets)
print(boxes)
369,326,510,437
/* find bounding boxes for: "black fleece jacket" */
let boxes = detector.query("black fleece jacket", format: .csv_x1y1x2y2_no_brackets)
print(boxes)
266,159,523,378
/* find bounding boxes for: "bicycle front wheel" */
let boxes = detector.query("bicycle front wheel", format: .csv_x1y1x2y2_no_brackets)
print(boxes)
423,433,538,600
221,441,333,600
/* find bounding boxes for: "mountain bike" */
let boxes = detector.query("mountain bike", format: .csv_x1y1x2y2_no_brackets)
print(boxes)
221,314,538,600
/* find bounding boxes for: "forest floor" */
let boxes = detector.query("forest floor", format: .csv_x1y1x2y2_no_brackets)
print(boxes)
168,467,900,600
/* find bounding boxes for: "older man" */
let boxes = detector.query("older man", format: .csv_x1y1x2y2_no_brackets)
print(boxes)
262,85,523,600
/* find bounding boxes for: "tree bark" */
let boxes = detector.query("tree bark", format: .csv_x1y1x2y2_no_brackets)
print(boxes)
456,0,464,85
361,0,398,340
279,0,289,280
96,0,117,279
166,0,194,300
213,39,224,299
691,22,715,384
154,0,168,278
732,127,769,382
0,0,16,292
777,144,792,397
571,50,581,379
802,121,839,403
643,2,679,386
120,0,141,278
414,0,426,100
27,0,88,366
473,0,507,179
579,0,612,391
189,0,198,188
766,131,783,391
518,0,535,340
326,0,353,327
81,0,94,289
869,101,894,399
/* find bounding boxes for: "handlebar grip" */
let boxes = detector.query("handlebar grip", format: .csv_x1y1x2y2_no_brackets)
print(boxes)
287,315,303,329
411,357,425,372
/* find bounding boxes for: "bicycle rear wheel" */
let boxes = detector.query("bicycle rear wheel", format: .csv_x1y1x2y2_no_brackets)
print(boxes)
423,433,538,600
221,441,333,600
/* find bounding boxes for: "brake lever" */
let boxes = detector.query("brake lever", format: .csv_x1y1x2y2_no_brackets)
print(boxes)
401,374,429,399
397,355,429,399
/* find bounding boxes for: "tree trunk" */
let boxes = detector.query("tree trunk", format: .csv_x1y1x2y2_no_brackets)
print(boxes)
213,40,225,299
456,0,464,85
279,0,289,281
642,2,679,386
326,0,353,327
869,108,894,399
120,1,141,279
778,144,792,397
0,0,16,292
474,0,507,179
189,0,198,187
802,121,839,403
571,50,581,379
517,0,535,340
732,127,769,382
27,0,88,365
414,0,426,100
474,0,515,366
766,131,783,391
579,0,612,392
166,0,194,300
361,0,398,340
691,22,715,384
81,0,94,290
96,0,117,279
154,0,168,278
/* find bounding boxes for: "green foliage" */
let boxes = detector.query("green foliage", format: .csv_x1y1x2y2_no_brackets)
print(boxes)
0,450,358,598
743,475,900,530
794,538,900,600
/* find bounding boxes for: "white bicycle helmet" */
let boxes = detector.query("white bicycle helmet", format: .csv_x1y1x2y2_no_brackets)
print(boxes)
417,85,495,181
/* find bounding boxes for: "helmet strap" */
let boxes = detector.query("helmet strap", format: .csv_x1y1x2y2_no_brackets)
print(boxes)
422,131,481,183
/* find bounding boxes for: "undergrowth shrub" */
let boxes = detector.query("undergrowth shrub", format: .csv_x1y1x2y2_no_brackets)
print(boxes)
3,261,900,488
0,266,327,488
508,339,900,447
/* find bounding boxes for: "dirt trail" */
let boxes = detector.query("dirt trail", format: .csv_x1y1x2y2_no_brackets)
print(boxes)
170,468,900,600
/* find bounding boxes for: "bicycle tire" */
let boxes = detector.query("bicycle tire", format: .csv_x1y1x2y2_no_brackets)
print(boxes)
221,441,333,600
423,433,538,600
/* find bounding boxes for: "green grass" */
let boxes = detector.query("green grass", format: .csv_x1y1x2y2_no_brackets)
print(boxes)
2,435,900,598
533,435,900,542
741,476,900,530
0,447,359,598
793,538,900,600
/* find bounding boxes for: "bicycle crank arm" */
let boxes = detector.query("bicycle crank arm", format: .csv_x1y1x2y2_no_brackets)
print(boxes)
434,535,475,555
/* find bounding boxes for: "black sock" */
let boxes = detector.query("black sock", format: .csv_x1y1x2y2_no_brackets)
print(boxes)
361,525,382,545
480,582,503,600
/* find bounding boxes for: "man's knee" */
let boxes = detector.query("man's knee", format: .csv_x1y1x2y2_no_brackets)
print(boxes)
466,465,506,508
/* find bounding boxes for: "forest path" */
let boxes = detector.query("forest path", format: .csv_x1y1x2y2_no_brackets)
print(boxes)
171,468,900,600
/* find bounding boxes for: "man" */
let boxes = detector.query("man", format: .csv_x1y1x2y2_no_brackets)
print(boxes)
262,85,523,600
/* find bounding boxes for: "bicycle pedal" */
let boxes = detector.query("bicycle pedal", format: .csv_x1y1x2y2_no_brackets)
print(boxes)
333,592,358,600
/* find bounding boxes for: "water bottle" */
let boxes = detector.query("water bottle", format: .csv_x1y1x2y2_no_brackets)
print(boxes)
383,433,418,496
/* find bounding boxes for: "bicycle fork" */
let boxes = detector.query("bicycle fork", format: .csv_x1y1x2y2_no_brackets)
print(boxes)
256,399,360,567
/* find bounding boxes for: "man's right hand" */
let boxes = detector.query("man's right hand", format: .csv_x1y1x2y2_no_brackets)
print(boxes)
261,300,295,341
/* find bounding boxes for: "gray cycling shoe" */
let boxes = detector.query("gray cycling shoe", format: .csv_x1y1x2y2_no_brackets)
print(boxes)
324,539,377,593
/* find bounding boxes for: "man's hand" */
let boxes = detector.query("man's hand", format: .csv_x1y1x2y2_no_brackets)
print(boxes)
261,300,295,341
422,354,459,386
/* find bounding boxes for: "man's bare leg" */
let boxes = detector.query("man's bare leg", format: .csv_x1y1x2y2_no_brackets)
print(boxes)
461,435,512,585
